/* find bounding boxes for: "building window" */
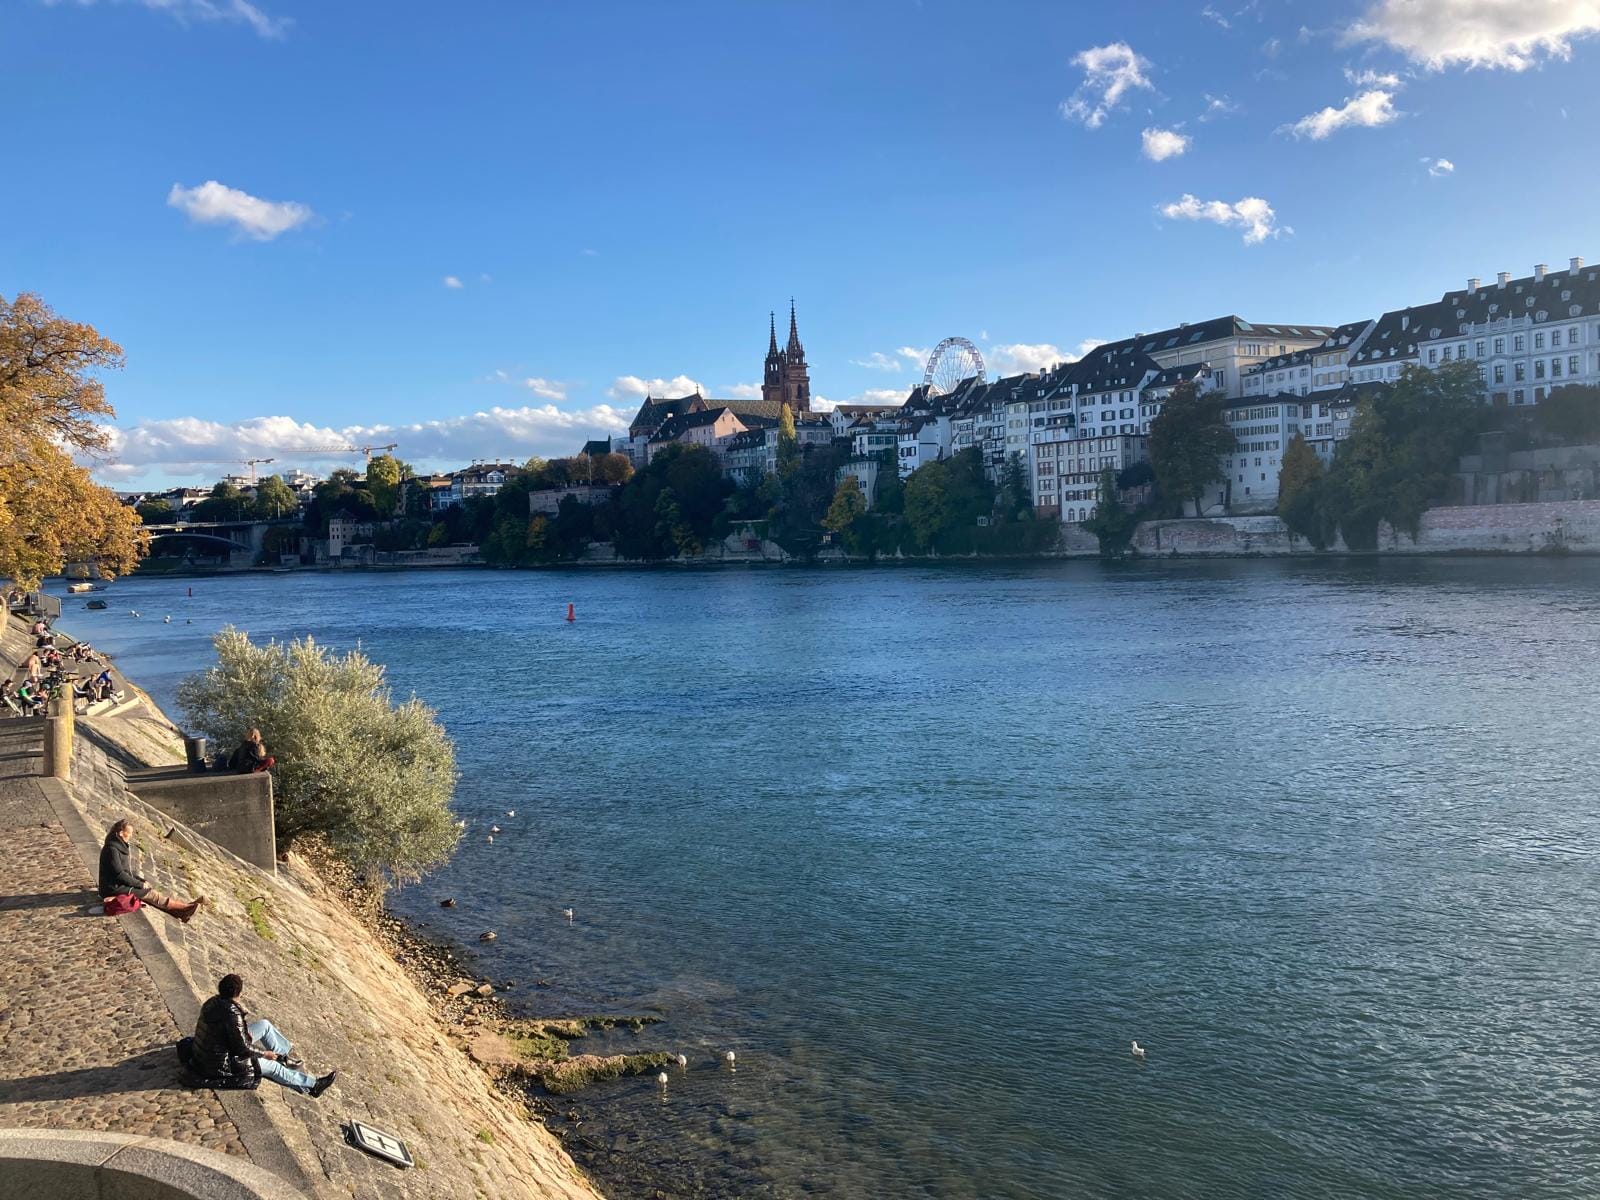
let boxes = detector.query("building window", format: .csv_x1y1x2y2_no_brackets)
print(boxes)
1515,362,1526,382
1441,347,1452,362
1535,332,1546,349
1493,364,1505,384
1536,360,1546,379
1514,335,1525,351
1475,340,1485,358
1571,356,1581,376
1514,389,1525,404
1552,359,1562,378
1428,348,1438,364
1494,337,1505,354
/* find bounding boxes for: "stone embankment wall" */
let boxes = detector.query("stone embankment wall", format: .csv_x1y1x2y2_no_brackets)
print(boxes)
1130,499,1600,557
2,612,606,1200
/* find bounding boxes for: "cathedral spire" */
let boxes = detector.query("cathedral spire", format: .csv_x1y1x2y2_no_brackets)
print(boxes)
786,297,803,357
768,311,779,356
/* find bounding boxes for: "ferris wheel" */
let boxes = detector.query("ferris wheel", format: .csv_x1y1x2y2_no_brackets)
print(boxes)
922,337,986,397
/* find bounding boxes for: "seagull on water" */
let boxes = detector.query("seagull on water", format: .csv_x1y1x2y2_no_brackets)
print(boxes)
675,1054,687,1068
490,825,501,834
562,907,574,923
506,809,516,817
724,1050,736,1064
1131,1041,1146,1060
656,1072,669,1086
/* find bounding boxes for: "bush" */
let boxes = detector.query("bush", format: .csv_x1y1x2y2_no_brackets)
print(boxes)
178,629,460,885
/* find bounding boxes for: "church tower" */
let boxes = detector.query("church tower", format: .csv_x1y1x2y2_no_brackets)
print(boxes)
781,299,811,413
761,311,785,408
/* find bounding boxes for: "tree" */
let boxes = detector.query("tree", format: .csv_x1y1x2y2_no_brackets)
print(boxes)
252,475,297,520
366,454,404,516
1320,362,1486,546
999,453,1032,520
1081,467,1139,557
1147,383,1235,516
823,478,866,534
190,480,247,523
1276,433,1329,547
777,403,799,477
136,497,174,524
0,292,147,587
1535,384,1600,446
178,629,460,887
593,452,634,485
872,449,904,514
903,461,950,550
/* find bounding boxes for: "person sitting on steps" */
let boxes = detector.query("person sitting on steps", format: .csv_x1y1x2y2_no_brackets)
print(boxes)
98,818,205,922
228,727,275,774
194,974,336,1097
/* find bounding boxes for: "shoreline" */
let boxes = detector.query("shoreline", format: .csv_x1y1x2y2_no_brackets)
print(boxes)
40,610,691,1200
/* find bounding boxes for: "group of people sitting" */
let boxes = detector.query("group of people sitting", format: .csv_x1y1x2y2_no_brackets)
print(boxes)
4,617,113,718
0,677,48,716
98,817,335,1098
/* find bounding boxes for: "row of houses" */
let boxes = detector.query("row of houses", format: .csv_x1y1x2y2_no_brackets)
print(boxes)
615,254,1599,524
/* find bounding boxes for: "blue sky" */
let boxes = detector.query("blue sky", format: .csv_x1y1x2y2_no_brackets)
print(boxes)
7,0,1599,486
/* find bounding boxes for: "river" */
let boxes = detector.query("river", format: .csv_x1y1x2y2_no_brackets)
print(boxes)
45,560,1600,1198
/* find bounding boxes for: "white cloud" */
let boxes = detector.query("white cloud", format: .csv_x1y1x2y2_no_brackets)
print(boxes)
1074,337,1110,357
896,346,933,368
986,343,1069,375
1261,35,1282,57
1283,89,1400,139
521,377,566,401
723,383,763,399
442,275,464,289
166,180,313,241
1199,93,1239,120
845,388,910,408
51,0,290,39
1159,194,1287,244
851,352,904,371
1344,66,1402,87
1060,42,1154,128
1141,127,1191,160
1201,5,1230,28
97,405,631,481
1424,156,1456,176
607,374,707,402
1347,0,1600,70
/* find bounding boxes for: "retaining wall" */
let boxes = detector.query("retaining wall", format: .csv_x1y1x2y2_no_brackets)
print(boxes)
1130,499,1600,556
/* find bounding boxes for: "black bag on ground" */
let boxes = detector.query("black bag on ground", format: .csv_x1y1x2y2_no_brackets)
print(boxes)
175,1036,261,1091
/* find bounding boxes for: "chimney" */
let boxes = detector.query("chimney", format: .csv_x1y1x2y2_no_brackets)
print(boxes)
1467,278,1480,294
1572,256,1586,272
1497,271,1511,285
1534,263,1547,282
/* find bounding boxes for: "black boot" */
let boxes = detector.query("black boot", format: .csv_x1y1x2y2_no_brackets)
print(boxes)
309,1070,337,1098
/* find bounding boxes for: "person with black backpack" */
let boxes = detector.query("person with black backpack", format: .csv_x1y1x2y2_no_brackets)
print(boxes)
191,974,335,1096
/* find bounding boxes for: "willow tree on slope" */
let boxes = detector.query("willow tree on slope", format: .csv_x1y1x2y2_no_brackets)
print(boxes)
179,629,460,886
0,292,146,587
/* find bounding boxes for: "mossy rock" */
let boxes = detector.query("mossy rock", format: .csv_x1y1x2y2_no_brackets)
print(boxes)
536,1053,676,1096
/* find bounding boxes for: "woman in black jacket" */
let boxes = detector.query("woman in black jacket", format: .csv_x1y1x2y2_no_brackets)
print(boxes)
99,819,205,922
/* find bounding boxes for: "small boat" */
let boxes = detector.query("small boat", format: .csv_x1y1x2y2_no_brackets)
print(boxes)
68,583,94,594
85,599,108,610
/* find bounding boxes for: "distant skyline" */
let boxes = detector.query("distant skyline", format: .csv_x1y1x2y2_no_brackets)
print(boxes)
7,0,1600,487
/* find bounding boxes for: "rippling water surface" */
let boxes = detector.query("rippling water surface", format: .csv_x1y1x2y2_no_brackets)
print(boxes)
54,559,1600,1198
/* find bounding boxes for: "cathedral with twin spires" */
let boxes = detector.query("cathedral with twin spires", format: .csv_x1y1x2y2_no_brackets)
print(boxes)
762,300,812,414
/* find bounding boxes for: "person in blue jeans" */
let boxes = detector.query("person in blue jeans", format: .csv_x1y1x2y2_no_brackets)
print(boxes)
193,974,336,1096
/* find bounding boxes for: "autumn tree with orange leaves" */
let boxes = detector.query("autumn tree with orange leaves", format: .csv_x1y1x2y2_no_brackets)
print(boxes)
0,293,146,588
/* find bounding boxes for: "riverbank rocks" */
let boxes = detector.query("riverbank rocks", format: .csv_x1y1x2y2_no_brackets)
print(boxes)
476,982,495,997
446,981,476,999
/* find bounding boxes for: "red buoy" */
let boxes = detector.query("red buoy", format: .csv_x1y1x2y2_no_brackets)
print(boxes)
566,603,575,623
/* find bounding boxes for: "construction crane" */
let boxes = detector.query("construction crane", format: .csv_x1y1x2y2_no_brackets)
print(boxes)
274,442,399,464
169,457,276,483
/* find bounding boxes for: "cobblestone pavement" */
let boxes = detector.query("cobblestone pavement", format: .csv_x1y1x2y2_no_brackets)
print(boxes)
0,720,246,1157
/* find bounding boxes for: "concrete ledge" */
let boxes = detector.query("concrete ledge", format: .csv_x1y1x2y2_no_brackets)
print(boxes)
0,1127,309,1199
123,768,277,872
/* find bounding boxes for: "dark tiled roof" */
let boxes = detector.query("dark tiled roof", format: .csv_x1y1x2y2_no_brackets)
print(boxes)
1354,262,1600,364
1146,362,1208,389
581,439,611,458
1317,319,1373,348
628,393,699,433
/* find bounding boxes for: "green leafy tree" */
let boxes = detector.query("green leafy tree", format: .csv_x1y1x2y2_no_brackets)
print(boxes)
872,449,904,514
1276,433,1329,547
365,454,405,516
611,443,729,560
191,480,248,523
1148,383,1235,516
823,477,866,534
252,475,297,520
999,453,1032,520
136,497,174,524
1081,467,1138,558
593,451,634,485
177,629,459,886
1534,384,1600,445
903,460,950,550
777,403,799,478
